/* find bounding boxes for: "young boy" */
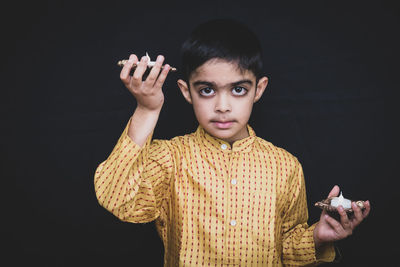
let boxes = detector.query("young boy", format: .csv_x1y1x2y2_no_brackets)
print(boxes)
94,19,370,266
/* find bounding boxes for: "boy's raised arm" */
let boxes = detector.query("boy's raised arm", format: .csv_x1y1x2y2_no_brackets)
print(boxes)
120,54,171,147
94,55,173,222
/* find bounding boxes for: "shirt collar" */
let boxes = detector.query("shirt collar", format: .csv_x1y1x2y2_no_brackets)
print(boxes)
195,125,256,153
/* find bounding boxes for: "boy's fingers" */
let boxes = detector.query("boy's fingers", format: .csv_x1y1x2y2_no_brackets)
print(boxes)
352,202,363,226
154,64,170,88
324,214,344,235
131,56,149,86
327,185,340,198
337,206,352,233
362,200,371,218
145,55,164,86
120,54,138,84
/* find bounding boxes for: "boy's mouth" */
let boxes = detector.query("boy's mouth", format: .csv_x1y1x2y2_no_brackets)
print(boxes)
211,120,235,129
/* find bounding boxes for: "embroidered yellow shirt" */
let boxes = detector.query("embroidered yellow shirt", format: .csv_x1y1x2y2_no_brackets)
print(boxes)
94,118,335,266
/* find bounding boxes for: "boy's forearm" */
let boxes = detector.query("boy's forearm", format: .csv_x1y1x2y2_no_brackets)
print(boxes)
128,106,161,147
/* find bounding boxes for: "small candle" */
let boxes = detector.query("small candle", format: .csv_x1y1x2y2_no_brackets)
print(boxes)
330,192,352,209
117,52,177,72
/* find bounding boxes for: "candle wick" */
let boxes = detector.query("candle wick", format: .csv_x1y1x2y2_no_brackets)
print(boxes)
145,52,151,62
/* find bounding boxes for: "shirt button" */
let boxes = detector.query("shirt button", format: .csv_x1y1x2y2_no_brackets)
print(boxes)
231,179,237,185
221,144,227,150
230,220,237,226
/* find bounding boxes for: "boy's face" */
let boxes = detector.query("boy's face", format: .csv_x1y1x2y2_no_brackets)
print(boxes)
178,59,268,144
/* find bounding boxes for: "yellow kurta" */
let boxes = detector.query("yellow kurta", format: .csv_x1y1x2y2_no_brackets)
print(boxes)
94,118,335,266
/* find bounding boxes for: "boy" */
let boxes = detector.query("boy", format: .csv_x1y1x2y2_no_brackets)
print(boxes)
94,19,370,266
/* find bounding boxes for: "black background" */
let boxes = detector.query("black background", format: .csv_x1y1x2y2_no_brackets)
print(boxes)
3,0,398,266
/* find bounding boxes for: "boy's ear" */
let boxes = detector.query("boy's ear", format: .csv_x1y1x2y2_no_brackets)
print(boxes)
177,79,192,104
254,76,268,103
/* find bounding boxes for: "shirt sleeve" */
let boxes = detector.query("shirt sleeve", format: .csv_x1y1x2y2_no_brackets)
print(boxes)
281,159,336,266
94,117,174,223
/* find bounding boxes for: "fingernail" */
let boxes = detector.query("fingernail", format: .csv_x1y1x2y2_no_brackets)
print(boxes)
156,55,163,61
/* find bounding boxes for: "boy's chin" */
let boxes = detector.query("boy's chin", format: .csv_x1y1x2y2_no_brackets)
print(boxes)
203,124,248,143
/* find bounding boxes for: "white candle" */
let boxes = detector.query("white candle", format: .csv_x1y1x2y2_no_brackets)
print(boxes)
330,192,352,209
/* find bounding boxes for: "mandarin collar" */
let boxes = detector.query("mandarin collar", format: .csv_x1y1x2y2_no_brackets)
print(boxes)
195,125,256,153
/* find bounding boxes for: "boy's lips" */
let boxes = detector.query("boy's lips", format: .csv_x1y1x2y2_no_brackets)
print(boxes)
211,120,235,129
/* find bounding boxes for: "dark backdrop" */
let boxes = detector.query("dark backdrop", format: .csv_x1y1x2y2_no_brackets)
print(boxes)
3,1,398,266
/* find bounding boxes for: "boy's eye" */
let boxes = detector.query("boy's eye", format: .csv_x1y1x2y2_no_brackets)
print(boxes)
199,87,215,96
232,86,247,96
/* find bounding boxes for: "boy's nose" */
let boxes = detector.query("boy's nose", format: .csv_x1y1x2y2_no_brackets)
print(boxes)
215,94,231,113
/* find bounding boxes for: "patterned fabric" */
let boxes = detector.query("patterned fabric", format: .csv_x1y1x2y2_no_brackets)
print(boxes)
95,118,335,266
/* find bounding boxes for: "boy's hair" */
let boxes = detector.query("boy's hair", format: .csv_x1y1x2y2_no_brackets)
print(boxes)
181,19,263,82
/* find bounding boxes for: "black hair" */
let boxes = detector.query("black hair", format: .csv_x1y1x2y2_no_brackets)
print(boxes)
180,19,263,82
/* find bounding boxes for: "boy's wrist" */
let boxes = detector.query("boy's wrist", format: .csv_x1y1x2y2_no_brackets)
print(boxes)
313,225,323,248
127,105,162,147
135,104,162,116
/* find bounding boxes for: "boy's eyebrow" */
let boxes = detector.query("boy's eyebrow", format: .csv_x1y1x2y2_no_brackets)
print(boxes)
192,79,254,87
231,79,253,86
192,81,215,87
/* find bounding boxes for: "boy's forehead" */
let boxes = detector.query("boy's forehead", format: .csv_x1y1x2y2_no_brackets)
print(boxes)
189,59,256,86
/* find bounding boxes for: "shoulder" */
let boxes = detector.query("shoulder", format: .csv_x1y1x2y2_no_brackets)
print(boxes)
149,130,197,155
152,130,196,146
254,136,301,166
254,137,304,188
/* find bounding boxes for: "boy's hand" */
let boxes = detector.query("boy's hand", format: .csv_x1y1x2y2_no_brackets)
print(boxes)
313,185,371,248
120,54,171,112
